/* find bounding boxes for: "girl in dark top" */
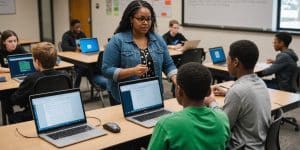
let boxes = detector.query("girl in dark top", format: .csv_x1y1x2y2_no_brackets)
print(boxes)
0,30,27,72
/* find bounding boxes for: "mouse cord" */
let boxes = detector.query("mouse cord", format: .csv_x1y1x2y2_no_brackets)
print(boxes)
15,128,38,138
86,116,102,127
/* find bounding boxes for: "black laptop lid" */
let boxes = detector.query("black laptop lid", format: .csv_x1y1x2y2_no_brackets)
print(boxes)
118,77,164,117
7,54,36,78
30,89,87,133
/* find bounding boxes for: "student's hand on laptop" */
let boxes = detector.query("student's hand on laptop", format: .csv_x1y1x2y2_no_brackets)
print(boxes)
167,45,176,50
175,44,183,50
212,85,227,96
266,59,274,64
134,64,148,77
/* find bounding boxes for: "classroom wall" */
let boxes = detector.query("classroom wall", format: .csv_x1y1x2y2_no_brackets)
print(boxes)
0,0,40,42
91,0,300,64
53,0,69,48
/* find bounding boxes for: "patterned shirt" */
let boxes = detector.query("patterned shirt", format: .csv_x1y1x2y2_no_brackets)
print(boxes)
139,48,155,78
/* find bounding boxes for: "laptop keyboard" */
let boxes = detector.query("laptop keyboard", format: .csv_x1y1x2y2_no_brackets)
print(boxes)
16,76,26,81
133,110,171,122
48,125,92,140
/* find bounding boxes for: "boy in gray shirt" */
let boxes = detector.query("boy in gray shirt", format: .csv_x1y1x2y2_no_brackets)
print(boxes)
205,40,271,150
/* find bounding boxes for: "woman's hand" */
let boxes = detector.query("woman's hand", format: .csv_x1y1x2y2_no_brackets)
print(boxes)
133,64,148,77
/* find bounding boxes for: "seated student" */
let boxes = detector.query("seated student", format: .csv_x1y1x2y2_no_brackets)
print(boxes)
257,32,298,92
148,62,230,150
163,19,187,50
0,30,27,73
204,40,271,150
9,42,69,123
61,19,91,88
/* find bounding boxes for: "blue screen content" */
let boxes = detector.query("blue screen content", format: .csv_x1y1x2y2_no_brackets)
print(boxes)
32,91,85,132
120,79,163,116
8,55,36,77
80,38,99,53
209,47,226,64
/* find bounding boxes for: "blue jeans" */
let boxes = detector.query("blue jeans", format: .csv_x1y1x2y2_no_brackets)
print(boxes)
93,75,108,90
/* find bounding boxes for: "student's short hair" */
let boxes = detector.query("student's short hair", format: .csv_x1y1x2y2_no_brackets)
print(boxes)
0,30,19,49
177,62,212,100
169,19,179,27
70,19,80,27
275,32,292,47
229,40,259,70
31,42,57,69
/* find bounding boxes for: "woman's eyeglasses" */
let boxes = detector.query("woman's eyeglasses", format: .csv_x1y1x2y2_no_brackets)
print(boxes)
133,16,152,22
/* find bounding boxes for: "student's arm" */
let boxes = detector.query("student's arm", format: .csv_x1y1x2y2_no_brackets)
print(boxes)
11,76,35,107
259,53,290,76
148,121,169,150
0,67,9,73
222,91,241,129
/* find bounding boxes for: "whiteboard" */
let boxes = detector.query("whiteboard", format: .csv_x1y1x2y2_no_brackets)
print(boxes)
183,0,277,31
0,0,16,14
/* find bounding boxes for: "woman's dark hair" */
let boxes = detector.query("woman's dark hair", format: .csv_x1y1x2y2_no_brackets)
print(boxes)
0,30,19,49
114,0,157,34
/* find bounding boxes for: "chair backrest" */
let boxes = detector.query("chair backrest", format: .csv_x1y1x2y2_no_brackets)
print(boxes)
33,74,72,94
94,51,104,75
181,48,206,65
292,66,300,93
265,109,283,150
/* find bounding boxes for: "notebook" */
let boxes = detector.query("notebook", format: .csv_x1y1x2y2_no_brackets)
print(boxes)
7,53,36,82
209,47,227,66
177,40,201,51
119,77,172,128
30,89,106,148
79,38,100,55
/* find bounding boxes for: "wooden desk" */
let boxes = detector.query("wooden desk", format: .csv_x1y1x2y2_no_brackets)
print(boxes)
58,52,98,64
0,86,299,149
204,62,270,73
168,48,183,56
19,39,40,45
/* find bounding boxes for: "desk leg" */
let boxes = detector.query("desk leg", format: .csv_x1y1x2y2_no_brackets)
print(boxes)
1,100,7,125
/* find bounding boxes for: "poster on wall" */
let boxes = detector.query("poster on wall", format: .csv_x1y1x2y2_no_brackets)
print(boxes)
117,0,172,17
0,0,16,14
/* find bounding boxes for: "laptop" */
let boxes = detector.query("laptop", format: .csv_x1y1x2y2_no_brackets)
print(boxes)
209,47,227,66
79,38,100,55
119,77,172,128
30,89,106,148
177,40,201,51
7,53,36,82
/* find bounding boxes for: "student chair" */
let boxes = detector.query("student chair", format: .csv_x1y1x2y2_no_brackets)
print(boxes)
265,108,284,150
281,66,300,131
8,74,72,124
91,51,108,106
180,48,206,65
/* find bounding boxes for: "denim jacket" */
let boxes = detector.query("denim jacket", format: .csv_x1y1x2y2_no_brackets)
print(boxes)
102,31,177,102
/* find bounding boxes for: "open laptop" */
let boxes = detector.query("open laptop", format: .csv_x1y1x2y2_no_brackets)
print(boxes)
119,77,172,128
79,38,100,55
30,89,106,148
177,40,201,51
7,53,36,82
209,47,227,66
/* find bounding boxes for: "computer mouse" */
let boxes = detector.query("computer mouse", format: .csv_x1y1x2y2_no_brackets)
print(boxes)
103,122,121,133
0,76,6,82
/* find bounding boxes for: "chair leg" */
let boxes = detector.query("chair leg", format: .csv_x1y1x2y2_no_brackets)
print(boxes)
282,117,299,131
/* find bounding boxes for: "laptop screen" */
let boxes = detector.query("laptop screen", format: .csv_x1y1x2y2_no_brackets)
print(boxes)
79,38,99,53
30,89,86,133
119,78,163,117
8,54,36,78
209,47,226,64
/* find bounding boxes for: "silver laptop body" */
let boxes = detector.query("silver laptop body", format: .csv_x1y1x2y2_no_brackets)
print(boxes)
30,89,106,148
119,77,172,128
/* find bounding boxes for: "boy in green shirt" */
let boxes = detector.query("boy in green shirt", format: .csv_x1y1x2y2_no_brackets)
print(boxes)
148,62,230,150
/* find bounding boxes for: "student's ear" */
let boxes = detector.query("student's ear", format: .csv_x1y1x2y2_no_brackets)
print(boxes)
233,58,239,67
175,85,184,105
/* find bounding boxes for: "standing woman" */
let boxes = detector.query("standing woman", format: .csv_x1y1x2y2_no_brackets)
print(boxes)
102,0,177,105
0,30,27,72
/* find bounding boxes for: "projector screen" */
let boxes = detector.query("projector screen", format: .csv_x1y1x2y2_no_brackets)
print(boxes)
182,0,277,31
